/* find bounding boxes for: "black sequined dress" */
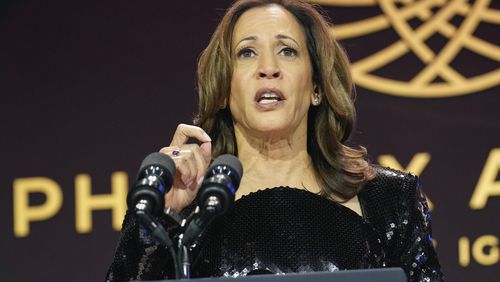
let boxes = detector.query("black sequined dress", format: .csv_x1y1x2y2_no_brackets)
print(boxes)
105,166,443,281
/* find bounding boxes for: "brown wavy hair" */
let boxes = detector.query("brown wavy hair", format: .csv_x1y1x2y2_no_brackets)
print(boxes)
194,0,375,201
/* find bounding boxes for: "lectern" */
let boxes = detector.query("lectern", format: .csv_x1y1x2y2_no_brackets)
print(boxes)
150,268,408,282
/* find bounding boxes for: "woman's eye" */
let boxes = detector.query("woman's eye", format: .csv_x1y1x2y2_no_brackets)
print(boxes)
279,47,297,57
237,48,255,58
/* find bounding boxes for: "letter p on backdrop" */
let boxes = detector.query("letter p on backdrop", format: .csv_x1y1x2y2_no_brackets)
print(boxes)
13,177,63,237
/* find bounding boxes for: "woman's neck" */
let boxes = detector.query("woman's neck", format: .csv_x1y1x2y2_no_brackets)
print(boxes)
233,125,321,198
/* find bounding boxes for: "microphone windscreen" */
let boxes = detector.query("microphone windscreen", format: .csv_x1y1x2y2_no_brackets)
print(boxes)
209,154,243,181
139,152,176,178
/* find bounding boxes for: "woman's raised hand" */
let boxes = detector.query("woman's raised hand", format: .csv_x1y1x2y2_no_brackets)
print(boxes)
159,124,212,213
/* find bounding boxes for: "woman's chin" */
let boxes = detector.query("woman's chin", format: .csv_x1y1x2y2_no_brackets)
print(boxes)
249,122,295,137
234,116,306,139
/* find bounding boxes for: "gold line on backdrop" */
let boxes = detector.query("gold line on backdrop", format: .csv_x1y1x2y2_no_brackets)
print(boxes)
308,0,500,97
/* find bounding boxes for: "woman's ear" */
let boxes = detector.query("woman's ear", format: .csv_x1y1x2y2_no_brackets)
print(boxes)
311,86,321,106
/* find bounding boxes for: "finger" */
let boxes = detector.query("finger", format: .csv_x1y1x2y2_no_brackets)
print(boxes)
161,145,207,172
179,149,199,188
173,155,196,188
183,144,209,189
199,142,212,165
160,145,206,189
159,146,181,157
170,124,211,146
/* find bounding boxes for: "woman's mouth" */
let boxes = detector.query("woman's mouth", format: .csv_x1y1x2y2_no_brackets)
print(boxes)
255,88,285,109
257,92,283,104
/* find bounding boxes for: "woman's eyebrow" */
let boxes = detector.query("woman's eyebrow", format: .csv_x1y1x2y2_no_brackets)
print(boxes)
236,36,257,46
235,34,299,48
276,34,299,46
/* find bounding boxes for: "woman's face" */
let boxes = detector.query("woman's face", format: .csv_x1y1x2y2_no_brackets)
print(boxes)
229,4,315,138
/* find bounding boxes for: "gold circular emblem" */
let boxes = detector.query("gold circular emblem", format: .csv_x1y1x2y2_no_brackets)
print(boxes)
308,0,500,98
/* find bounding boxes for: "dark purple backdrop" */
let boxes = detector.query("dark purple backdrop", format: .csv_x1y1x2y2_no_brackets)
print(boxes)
1,1,499,281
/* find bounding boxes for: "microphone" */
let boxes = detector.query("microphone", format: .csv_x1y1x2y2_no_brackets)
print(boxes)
127,152,176,246
181,154,243,245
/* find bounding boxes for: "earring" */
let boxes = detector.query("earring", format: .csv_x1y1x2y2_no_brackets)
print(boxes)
312,93,321,106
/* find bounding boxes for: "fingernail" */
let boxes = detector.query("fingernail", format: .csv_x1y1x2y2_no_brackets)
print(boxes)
203,132,212,142
197,176,204,185
186,180,194,188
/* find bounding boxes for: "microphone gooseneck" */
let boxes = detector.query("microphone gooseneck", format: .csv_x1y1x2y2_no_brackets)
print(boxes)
127,152,243,279
181,154,243,245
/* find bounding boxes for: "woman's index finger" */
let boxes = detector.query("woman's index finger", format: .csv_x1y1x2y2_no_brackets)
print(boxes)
169,124,211,146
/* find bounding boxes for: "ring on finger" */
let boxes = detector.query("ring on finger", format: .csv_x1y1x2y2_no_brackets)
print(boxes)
172,147,181,156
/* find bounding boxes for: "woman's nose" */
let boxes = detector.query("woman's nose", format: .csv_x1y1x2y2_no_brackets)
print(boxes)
257,55,281,79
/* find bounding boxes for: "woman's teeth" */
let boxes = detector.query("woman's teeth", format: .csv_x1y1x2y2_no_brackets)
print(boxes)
259,99,277,104
258,92,281,103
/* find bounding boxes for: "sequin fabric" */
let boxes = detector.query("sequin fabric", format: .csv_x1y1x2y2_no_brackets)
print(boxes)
105,166,443,281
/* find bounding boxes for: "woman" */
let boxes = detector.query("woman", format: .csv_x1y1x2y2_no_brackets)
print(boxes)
106,0,443,281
